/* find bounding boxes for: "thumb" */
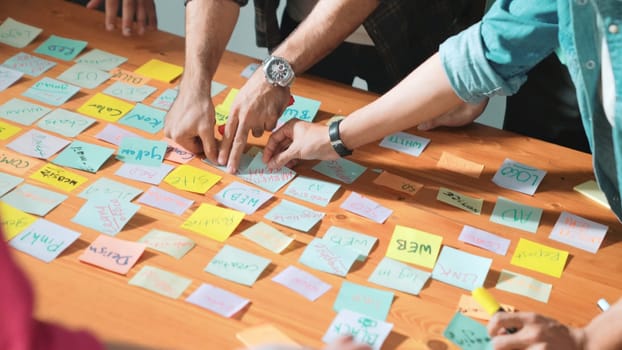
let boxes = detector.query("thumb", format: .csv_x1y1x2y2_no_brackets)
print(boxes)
85,0,103,9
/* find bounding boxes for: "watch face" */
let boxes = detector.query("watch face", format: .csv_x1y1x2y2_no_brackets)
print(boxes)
266,58,293,85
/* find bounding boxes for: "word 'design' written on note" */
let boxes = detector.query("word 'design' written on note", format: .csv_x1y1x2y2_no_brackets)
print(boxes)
186,283,250,318
379,131,430,157
548,211,608,253
431,246,492,291
368,257,431,296
72,198,140,236
492,158,546,196
385,225,443,269
299,238,359,277
129,265,192,299
323,309,393,350
181,203,244,242
10,219,80,263
79,235,146,275
272,265,331,301
205,245,271,286
510,238,568,278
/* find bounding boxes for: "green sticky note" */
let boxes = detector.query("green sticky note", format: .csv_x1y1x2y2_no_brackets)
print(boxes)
36,108,96,137
490,196,543,233
72,198,140,236
323,226,377,261
52,140,114,173
118,103,166,134
495,269,552,303
431,246,492,291
22,78,81,106
0,18,42,48
299,238,359,277
312,158,366,184
443,312,492,350
2,183,67,216
103,81,157,102
333,281,394,321
204,245,271,286
368,257,431,295
277,94,321,125
437,187,483,215
116,137,167,166
241,221,294,254
57,63,111,89
283,176,340,207
75,49,127,71
0,98,51,126
34,35,88,61
129,265,192,299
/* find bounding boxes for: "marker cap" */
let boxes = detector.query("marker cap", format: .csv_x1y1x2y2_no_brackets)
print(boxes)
472,287,502,316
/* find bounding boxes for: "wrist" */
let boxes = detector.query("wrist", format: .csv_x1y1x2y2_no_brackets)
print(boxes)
328,118,353,157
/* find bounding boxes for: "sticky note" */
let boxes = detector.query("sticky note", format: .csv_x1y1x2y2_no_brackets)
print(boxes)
323,309,393,350
0,202,37,241
457,294,515,321
272,265,331,301
0,66,23,91
379,131,430,157
368,257,431,295
181,203,244,242
492,158,546,196
78,177,142,201
34,35,87,61
2,52,56,77
202,151,254,174
75,49,127,71
150,88,178,111
52,140,114,173
72,198,140,236
0,98,51,126
214,181,273,215
490,196,543,233
299,238,359,277
214,88,238,125
0,120,21,140
510,238,568,278
186,283,250,317
372,171,423,196
204,244,271,286
241,221,294,254
264,199,324,232
37,108,96,137
237,324,300,348
240,63,259,78
116,137,167,167
115,162,174,185
443,312,492,350
137,186,194,215
323,226,377,261
284,176,340,207
29,163,88,192
118,103,166,134
79,235,146,274
495,269,552,303
0,172,23,197
103,81,157,102
238,152,297,193
77,93,135,122
0,148,43,175
548,211,608,253
432,246,492,291
437,187,483,215
57,64,110,89
163,138,195,164
129,265,192,299
312,158,366,184
23,78,80,106
110,67,150,86
94,123,139,146
164,164,221,194
7,129,69,159
2,183,67,216
437,152,484,178
138,229,195,260
211,81,227,96
0,18,42,48
573,180,610,208
134,59,183,82
385,225,443,269
334,281,394,321
458,225,511,256
10,219,80,263
276,94,321,126
340,192,393,223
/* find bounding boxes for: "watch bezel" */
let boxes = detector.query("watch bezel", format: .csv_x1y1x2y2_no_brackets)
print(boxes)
262,56,295,87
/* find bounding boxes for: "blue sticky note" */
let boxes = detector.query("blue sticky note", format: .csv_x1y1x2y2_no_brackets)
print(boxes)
490,196,543,233
103,81,157,102
78,177,142,201
312,158,366,184
0,98,51,126
151,88,178,111
443,312,493,350
36,108,96,137
52,140,115,173
323,226,377,261
276,94,321,126
2,52,56,77
75,49,127,71
492,158,547,196
0,172,24,197
432,246,492,291
299,238,359,276
204,245,271,286
9,219,80,263
264,199,324,232
71,197,140,236
34,35,88,61
118,103,166,134
368,257,431,295
23,77,80,106
57,63,111,89
333,281,394,321
211,81,227,96
284,176,340,207
238,153,297,193
116,137,167,166
379,131,431,157
2,183,68,216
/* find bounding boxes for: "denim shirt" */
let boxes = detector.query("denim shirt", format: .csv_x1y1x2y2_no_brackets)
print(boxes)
440,0,622,220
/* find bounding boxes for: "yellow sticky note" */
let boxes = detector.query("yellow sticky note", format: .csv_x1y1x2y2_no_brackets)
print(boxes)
181,203,244,242
134,59,183,83
77,93,134,122
373,171,423,196
236,324,301,348
0,202,37,241
573,180,610,209
30,163,88,192
437,152,484,178
457,294,515,321
215,88,239,126
437,187,483,215
511,238,569,278
164,164,221,194
0,120,21,140
385,225,443,269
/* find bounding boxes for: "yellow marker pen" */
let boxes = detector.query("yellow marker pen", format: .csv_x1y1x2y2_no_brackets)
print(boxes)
472,287,516,334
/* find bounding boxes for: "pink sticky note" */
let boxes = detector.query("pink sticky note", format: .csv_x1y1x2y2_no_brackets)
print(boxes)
95,123,139,146
340,192,393,224
79,235,146,275
163,137,195,164
186,283,250,318
137,186,194,215
458,225,511,256
115,162,174,185
272,265,332,301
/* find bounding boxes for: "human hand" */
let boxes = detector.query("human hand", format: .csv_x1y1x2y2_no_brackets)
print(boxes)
218,72,291,173
86,0,157,36
417,98,489,131
323,336,372,350
488,312,585,350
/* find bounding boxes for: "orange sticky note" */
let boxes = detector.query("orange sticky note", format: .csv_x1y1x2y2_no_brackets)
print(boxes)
163,138,195,164
0,202,37,241
30,163,88,192
0,148,43,176
372,171,423,196
437,152,484,178
164,164,221,194
77,93,135,122
511,238,569,278
0,120,21,140
79,235,146,275
236,324,301,348
134,59,183,83
457,294,515,321
109,68,150,86
385,225,443,269
181,203,244,242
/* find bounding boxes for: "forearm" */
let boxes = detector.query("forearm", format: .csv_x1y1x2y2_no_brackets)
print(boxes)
583,298,622,350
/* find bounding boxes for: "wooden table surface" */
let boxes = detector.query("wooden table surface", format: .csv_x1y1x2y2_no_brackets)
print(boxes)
2,1,621,349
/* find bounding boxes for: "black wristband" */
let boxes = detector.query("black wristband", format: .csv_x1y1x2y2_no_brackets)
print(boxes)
329,119,353,157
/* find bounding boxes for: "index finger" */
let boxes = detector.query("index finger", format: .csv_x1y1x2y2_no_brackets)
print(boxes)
488,312,528,336
105,0,120,31
226,122,250,174
121,0,136,36
262,121,293,164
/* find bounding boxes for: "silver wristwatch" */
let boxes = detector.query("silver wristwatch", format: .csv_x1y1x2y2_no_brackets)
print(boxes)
262,56,295,87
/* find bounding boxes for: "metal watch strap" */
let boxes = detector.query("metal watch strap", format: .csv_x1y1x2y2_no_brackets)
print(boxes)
329,119,353,157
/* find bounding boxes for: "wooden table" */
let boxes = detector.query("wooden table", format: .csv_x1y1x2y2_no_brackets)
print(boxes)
2,1,621,349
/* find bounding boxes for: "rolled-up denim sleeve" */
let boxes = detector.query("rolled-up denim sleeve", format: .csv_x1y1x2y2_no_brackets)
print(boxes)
439,0,559,103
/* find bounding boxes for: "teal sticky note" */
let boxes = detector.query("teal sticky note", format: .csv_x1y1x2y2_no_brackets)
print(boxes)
36,108,96,137
118,103,166,134
34,35,88,61
432,246,492,291
333,281,394,321
52,140,114,173
23,77,81,106
490,196,543,233
9,219,80,263
0,98,51,125
103,81,157,102
284,176,340,207
204,244,271,286
276,94,321,126
323,226,377,261
57,63,110,89
2,52,56,77
151,88,178,111
238,152,297,193
2,183,68,216
264,199,324,232
211,81,227,96
368,257,431,295
443,312,493,350
75,49,127,71
116,137,167,166
0,172,24,197
78,177,142,201
0,18,43,48
71,197,140,236
312,158,366,184
299,238,359,276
